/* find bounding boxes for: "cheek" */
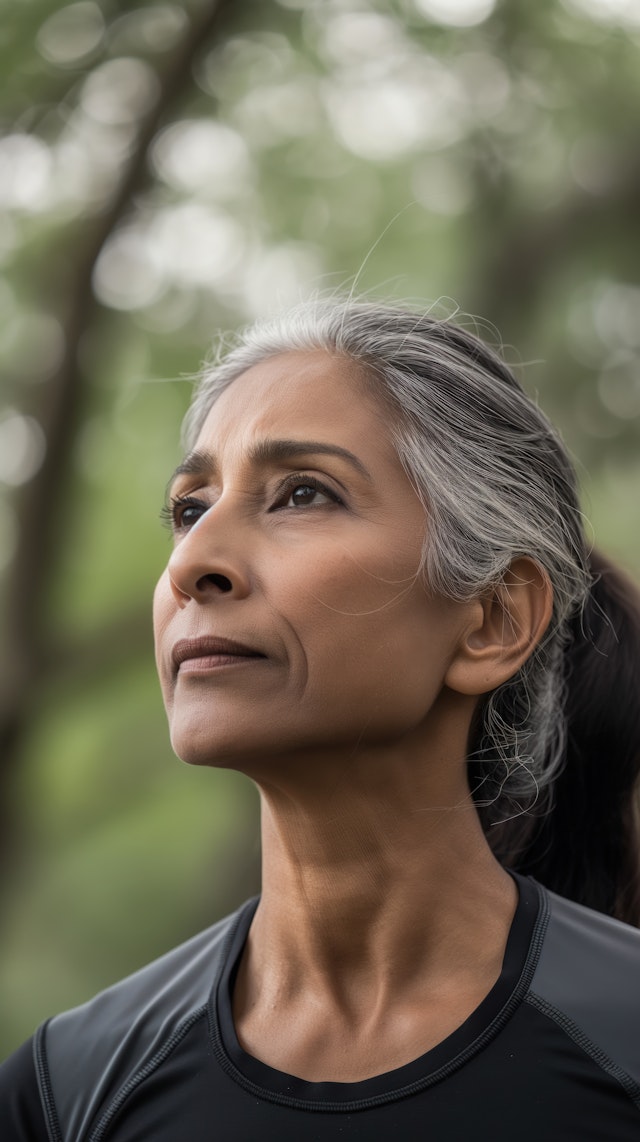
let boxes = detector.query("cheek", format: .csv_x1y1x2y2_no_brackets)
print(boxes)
306,613,447,741
152,573,175,681
284,551,446,717
294,543,416,611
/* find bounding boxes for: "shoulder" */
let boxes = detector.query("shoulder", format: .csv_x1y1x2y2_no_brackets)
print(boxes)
0,1038,50,1142
37,899,256,1142
532,885,640,1006
529,884,640,1091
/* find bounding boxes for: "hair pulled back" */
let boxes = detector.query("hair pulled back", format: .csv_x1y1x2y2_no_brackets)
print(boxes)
185,298,640,924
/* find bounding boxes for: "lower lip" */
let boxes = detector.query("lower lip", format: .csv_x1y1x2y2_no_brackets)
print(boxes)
177,654,265,674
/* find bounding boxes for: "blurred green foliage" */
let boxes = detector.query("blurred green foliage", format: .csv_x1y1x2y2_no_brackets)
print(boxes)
1,0,639,1056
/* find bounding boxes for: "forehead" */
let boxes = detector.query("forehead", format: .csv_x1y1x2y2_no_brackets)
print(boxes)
195,349,392,456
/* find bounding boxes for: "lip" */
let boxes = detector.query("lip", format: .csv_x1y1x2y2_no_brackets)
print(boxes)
172,636,267,673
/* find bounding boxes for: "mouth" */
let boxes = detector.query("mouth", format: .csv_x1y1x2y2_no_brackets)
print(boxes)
172,636,267,674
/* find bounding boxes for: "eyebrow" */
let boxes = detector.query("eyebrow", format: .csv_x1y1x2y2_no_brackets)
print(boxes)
168,439,373,486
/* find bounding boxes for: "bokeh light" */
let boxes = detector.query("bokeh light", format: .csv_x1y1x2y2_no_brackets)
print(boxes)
0,412,47,487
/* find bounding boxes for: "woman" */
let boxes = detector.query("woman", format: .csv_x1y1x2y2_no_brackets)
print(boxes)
2,298,640,1139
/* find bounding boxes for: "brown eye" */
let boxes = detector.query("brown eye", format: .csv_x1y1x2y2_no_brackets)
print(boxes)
160,495,208,532
177,502,206,528
287,483,332,507
271,473,343,512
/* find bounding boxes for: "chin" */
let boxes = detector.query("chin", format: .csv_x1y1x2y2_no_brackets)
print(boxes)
168,712,281,772
170,727,242,769
171,736,235,768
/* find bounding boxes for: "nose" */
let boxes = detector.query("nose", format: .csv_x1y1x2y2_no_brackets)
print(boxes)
166,505,251,607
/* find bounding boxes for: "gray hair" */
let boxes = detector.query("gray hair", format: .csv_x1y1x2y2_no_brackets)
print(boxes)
184,298,591,826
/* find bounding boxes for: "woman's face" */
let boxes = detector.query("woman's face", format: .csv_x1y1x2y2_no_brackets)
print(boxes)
153,350,475,773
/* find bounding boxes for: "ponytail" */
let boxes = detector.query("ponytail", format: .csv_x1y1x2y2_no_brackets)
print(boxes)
490,551,640,926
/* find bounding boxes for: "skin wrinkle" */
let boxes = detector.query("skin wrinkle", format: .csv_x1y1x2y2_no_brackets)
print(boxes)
153,348,553,1081
191,301,587,836
168,439,375,494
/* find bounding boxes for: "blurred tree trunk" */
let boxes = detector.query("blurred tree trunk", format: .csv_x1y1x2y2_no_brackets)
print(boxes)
0,0,237,872
471,145,640,340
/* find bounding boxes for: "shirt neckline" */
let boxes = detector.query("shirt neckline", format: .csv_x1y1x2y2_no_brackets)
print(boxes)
209,872,546,1112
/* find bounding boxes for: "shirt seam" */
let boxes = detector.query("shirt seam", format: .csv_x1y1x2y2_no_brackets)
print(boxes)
33,1022,64,1142
526,991,640,1113
207,879,550,1113
87,1005,209,1142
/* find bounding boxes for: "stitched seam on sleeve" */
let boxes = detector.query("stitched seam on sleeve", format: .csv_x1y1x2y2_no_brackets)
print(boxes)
33,1022,64,1142
527,991,640,1112
87,1005,208,1142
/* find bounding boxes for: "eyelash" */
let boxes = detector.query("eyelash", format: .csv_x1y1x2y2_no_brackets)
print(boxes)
275,473,343,511
159,495,206,533
160,474,343,533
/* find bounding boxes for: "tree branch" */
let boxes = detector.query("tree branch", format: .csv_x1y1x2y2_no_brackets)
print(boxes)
0,0,237,851
471,146,640,332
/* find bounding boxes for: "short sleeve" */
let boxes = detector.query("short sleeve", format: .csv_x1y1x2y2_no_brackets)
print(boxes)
0,1036,51,1142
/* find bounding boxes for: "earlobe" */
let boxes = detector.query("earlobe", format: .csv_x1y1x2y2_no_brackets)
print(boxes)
445,558,554,696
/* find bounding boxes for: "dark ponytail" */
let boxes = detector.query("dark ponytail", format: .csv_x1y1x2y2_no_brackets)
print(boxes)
490,551,640,926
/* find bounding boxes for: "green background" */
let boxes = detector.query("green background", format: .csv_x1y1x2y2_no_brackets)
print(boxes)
1,0,639,1057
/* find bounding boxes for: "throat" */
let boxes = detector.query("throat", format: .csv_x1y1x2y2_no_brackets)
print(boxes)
238,758,518,1082
231,919,511,1083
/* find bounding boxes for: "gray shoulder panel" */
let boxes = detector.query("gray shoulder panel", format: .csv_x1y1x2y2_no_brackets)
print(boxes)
39,902,252,1142
529,889,640,1086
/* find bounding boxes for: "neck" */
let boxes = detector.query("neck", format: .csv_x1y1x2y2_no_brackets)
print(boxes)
246,733,515,996
231,727,519,1082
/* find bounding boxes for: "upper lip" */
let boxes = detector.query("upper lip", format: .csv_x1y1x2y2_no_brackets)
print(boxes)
172,636,266,669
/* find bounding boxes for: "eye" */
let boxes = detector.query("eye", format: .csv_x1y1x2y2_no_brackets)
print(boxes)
286,483,332,508
160,494,208,533
276,475,342,510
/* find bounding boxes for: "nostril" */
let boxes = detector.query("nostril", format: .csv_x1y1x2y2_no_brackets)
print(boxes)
200,572,233,593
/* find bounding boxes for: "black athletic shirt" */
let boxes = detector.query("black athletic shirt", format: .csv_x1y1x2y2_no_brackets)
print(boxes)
2,874,640,1140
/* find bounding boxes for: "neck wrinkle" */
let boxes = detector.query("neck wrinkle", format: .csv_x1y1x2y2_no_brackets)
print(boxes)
249,772,515,1005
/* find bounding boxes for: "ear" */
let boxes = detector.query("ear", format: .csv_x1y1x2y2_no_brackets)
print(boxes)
445,557,554,696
